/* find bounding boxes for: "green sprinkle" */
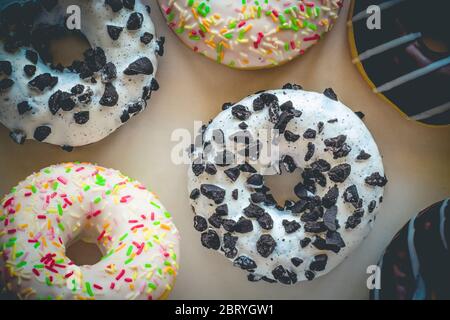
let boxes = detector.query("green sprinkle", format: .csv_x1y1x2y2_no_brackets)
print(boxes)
148,282,157,290
31,185,37,194
124,257,133,265
58,223,65,231
164,212,171,218
83,185,91,192
52,181,59,191
164,261,171,266
145,264,152,268
16,261,27,268
15,251,24,258
45,277,52,287
33,264,44,269
94,197,102,204
57,204,63,216
126,245,133,256
150,202,160,209
85,282,94,297
34,241,40,249
119,233,129,241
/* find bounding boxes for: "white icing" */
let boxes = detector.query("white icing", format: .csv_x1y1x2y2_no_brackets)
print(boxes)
188,89,385,283
0,0,160,147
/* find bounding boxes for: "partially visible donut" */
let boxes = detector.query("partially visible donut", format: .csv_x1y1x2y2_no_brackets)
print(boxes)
158,0,343,69
0,0,165,148
188,85,387,284
371,198,450,300
0,162,180,300
348,0,450,126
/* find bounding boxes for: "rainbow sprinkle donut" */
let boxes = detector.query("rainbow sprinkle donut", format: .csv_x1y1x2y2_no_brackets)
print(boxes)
158,0,343,69
0,163,180,300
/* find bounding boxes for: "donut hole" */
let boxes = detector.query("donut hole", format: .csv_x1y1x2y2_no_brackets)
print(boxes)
30,25,91,68
65,235,103,266
263,165,301,207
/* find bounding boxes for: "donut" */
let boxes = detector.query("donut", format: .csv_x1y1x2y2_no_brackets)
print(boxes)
0,162,180,300
187,85,387,284
348,0,450,126
0,0,165,148
157,0,343,70
371,198,450,300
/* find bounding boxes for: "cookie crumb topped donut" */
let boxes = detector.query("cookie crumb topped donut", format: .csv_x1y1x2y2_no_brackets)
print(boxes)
0,0,165,148
158,0,343,69
188,86,387,284
0,163,180,300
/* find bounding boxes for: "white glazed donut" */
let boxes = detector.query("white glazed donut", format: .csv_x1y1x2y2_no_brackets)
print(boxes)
0,0,164,149
0,162,180,300
157,0,343,69
188,85,387,284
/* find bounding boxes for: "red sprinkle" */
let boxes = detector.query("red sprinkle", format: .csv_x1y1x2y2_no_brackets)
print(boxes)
110,282,115,289
115,269,125,281
124,278,133,283
93,284,103,290
3,197,14,208
32,268,40,277
131,224,144,231
64,271,74,279
37,215,47,220
57,176,68,185
97,230,106,242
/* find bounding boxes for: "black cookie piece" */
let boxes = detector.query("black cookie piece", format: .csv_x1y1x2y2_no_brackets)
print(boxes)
107,25,123,40
310,254,328,271
323,206,338,231
282,83,303,90
124,57,154,75
310,159,331,172
281,155,297,173
189,188,200,200
140,32,153,44
156,37,165,56
257,212,273,230
252,93,278,111
247,174,263,186
74,111,89,125
101,62,117,83
234,217,253,233
200,184,225,204
200,230,220,250
193,215,207,232
328,164,351,183
257,234,276,258
205,163,217,175
323,88,338,101
357,150,371,160
99,83,119,106
28,73,58,91
208,214,223,228
127,12,144,30
274,112,294,134
368,200,376,213
123,0,135,10
106,0,123,12
231,104,251,121
61,145,74,152
282,219,301,233
24,65,36,77
33,126,51,142
343,185,360,206
84,47,106,72
233,256,257,270
224,167,241,182
355,111,365,119
9,130,26,145
322,185,339,208
303,128,316,139
272,265,297,285
291,257,303,267
304,142,315,161
0,61,12,76
192,162,205,176
365,172,388,187
17,101,32,115
243,203,265,218
25,50,38,64
284,130,300,142
304,221,327,233
215,204,228,216
300,237,311,248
